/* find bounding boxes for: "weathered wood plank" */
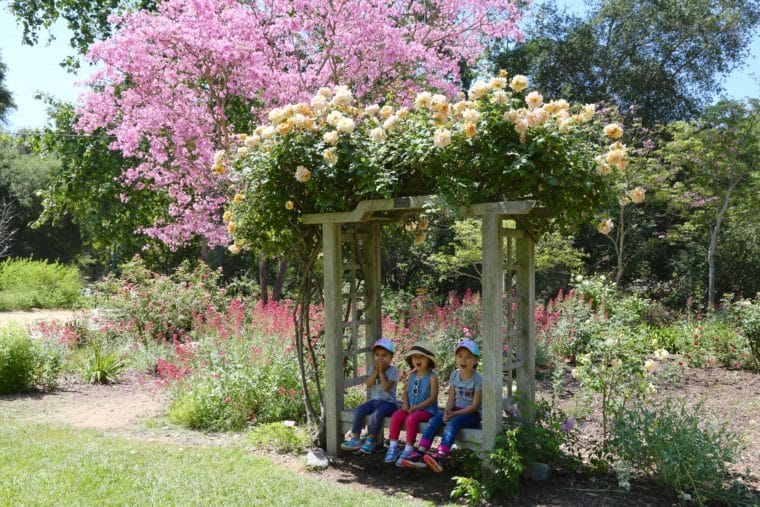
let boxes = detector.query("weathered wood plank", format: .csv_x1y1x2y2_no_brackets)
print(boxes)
323,223,344,455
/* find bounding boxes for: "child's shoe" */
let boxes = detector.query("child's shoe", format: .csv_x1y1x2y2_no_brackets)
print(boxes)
384,446,402,464
359,437,377,454
423,450,447,472
395,448,413,467
400,450,427,469
340,436,362,451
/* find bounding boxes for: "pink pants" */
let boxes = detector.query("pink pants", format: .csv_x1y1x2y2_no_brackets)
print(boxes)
389,409,434,443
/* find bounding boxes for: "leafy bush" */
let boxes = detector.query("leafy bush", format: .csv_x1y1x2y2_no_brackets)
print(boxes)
0,325,37,393
247,422,310,453
609,398,744,505
0,325,65,393
0,258,82,310
93,256,228,342
727,296,760,370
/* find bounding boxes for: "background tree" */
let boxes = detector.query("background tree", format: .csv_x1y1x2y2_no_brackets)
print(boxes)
0,54,15,124
655,99,760,307
493,0,760,126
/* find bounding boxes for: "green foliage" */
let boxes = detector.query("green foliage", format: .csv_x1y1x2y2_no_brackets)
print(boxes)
0,325,64,393
247,422,310,454
0,54,14,124
725,296,760,370
609,398,745,505
0,325,37,394
80,339,124,384
0,258,82,310
94,256,227,342
494,0,760,126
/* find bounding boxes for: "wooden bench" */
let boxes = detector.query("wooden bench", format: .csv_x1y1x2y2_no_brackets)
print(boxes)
339,409,484,450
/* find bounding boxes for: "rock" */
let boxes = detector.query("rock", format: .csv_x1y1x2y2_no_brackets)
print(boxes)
305,449,330,470
522,462,551,481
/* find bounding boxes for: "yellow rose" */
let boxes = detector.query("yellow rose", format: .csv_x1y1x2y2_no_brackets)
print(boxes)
509,74,529,93
227,222,237,234
323,148,338,166
277,121,293,135
597,219,614,235
222,210,233,223
499,69,508,78
463,122,477,138
414,91,433,108
490,77,507,89
294,166,312,183
369,127,386,143
227,244,241,255
244,135,260,147
212,163,225,175
323,131,339,145
469,81,490,100
629,187,646,203
490,90,508,104
285,200,295,210
268,107,286,125
414,232,426,245
404,221,417,232
232,193,245,204
604,123,624,139
580,103,596,122
379,105,394,119
525,91,543,110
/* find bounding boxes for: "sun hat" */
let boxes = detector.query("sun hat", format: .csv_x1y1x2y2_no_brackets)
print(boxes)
455,339,480,358
371,337,395,354
404,340,437,369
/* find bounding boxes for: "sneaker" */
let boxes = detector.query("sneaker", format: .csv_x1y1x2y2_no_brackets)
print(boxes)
400,450,428,469
395,448,413,467
423,450,447,473
359,437,376,454
384,446,402,464
340,436,362,451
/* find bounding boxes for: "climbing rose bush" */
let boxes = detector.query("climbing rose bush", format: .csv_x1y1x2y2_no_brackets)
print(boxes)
226,74,626,255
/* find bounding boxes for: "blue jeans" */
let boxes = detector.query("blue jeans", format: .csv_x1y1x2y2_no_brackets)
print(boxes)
352,399,397,437
419,411,481,450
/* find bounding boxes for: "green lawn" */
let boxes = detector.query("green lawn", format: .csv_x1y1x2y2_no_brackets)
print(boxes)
0,419,424,506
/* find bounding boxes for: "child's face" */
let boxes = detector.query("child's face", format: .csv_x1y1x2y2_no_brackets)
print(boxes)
374,348,393,368
410,354,431,371
455,348,478,372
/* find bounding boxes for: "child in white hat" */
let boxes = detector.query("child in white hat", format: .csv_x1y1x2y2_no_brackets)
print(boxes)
383,340,439,466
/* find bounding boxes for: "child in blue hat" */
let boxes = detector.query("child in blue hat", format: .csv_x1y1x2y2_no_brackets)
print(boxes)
340,337,399,454
401,339,482,472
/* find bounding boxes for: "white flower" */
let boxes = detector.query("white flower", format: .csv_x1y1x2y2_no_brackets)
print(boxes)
323,131,339,145
469,81,491,100
644,359,658,374
268,107,287,125
365,104,380,115
331,85,353,106
295,166,312,183
654,348,670,360
244,135,261,147
509,74,529,93
336,117,356,134
326,110,343,126
629,186,646,204
236,146,248,157
489,77,507,89
525,91,544,110
369,127,386,143
291,113,306,127
597,218,614,235
462,108,481,124
310,94,328,111
557,118,572,134
646,383,657,396
433,128,452,148
604,123,624,139
491,90,508,104
414,91,433,108
260,126,276,139
323,148,338,166
580,103,596,122
383,115,400,131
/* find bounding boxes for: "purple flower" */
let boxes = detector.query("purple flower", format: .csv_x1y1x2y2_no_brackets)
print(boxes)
560,416,576,432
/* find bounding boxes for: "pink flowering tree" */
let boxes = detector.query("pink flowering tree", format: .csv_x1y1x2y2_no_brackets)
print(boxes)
76,0,525,247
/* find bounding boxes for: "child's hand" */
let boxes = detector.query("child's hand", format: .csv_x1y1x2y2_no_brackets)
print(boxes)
402,402,410,412
443,408,452,422
374,357,383,372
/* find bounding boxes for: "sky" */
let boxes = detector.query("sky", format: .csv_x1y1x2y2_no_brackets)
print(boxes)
1,0,759,132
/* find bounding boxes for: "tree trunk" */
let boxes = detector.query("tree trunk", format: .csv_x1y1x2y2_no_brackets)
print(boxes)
258,252,269,303
615,203,626,285
707,180,736,308
272,258,288,301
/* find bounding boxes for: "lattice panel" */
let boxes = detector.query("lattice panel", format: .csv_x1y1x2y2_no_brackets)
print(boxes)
339,226,372,386
501,227,523,399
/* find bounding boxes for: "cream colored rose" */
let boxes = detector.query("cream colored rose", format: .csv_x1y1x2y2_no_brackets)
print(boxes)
326,110,343,126
463,122,477,138
629,187,646,203
295,166,312,183
323,148,338,166
277,121,293,135
268,107,287,125
504,109,520,123
222,210,233,223
285,200,295,210
525,91,543,110
370,127,386,143
469,81,490,100
605,148,629,170
317,87,331,97
227,222,237,234
462,108,481,124
404,221,417,232
597,219,614,235
236,146,249,157
323,131,339,145
491,90,508,104
580,103,596,122
379,105,394,119
595,155,612,175
558,118,572,134
414,91,433,108
291,113,306,127
490,77,507,89
514,118,529,137
433,128,452,148
310,94,328,111
331,86,353,106
365,104,380,116
604,123,624,139
534,108,549,125
244,134,261,147
383,115,400,131
228,244,241,254
336,117,356,133
260,126,276,139
509,74,529,93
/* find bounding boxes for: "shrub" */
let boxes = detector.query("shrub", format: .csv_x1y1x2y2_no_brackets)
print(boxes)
80,340,124,384
0,258,82,310
609,398,744,505
0,325,65,393
247,422,310,454
726,297,760,370
0,325,37,393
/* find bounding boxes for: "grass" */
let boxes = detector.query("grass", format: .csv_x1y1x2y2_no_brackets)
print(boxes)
0,419,426,506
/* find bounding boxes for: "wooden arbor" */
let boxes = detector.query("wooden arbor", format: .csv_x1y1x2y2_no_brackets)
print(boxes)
303,196,536,456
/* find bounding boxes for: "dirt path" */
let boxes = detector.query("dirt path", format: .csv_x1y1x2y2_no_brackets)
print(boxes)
0,309,83,327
